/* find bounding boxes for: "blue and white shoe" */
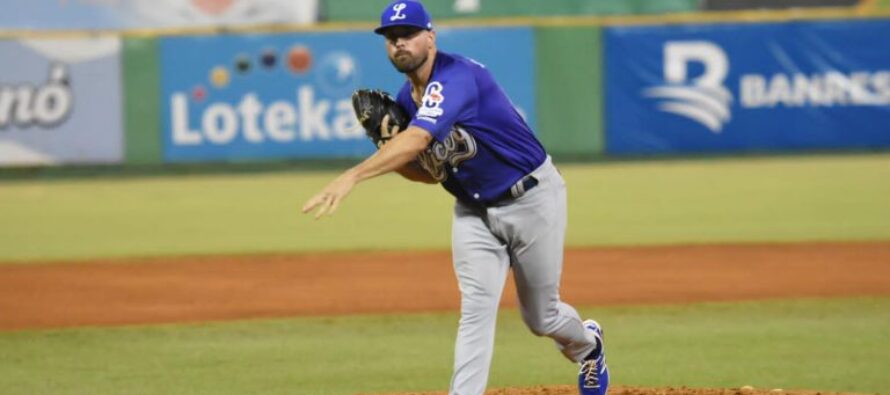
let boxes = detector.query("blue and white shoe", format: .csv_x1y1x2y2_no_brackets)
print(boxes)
578,319,609,395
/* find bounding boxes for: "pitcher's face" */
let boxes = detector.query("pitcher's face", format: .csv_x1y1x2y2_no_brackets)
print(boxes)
384,26,434,73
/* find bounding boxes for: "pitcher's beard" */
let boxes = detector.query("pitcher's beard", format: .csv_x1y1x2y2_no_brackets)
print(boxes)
391,52,429,74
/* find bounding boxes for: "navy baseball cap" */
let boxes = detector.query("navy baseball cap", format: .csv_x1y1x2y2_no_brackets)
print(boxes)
374,0,433,35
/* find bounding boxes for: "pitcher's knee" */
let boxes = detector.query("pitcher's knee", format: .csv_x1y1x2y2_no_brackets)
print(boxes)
527,322,551,337
523,311,560,337
460,296,501,326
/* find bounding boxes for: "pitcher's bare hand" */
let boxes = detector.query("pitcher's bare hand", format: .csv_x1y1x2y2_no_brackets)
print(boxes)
301,173,357,219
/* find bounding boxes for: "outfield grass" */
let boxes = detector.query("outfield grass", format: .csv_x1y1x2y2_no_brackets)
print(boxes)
1,298,887,395
1,154,889,262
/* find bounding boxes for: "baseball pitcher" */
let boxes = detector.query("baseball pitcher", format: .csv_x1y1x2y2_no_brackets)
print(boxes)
302,2,610,394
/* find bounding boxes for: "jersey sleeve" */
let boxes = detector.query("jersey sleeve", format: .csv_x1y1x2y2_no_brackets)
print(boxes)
410,71,479,142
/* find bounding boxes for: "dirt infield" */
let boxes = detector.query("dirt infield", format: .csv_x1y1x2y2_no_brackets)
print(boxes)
1,241,889,331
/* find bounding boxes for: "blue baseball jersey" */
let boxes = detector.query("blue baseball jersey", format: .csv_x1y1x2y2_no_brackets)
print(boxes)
396,51,546,204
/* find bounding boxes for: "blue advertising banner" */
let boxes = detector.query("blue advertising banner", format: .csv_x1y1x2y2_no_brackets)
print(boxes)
604,19,890,155
159,27,535,162
0,38,123,166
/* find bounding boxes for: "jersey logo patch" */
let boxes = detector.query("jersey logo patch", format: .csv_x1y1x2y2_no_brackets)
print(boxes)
417,125,477,182
417,81,444,123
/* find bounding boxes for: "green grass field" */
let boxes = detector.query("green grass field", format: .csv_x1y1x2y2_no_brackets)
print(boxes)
1,298,887,395
2,154,888,395
2,154,889,262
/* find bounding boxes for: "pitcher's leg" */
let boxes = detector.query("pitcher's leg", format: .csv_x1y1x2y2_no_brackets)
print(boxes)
449,203,510,395
503,169,597,363
514,268,595,362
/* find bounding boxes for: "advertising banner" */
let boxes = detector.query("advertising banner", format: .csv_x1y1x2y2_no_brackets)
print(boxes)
159,27,535,162
604,20,890,155
0,38,123,166
0,0,318,30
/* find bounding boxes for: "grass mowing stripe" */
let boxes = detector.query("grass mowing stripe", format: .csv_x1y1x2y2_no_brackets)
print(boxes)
0,298,887,395
2,154,889,262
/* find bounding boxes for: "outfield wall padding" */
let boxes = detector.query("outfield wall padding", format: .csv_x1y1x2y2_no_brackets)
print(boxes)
535,26,604,158
123,37,162,165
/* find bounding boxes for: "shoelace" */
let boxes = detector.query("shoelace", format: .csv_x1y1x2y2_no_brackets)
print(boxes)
581,359,600,389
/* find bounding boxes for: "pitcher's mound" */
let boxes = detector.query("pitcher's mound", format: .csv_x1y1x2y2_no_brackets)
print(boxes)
371,386,873,395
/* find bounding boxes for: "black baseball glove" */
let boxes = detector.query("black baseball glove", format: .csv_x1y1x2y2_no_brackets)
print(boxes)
351,89,410,148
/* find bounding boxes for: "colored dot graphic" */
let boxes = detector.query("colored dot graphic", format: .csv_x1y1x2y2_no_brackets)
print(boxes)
192,85,207,101
261,48,277,69
288,45,312,74
210,66,230,88
235,54,251,73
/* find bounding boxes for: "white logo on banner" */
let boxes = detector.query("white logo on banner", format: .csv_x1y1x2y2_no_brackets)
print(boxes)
390,3,407,21
643,41,732,133
740,70,890,108
0,64,73,129
170,86,362,146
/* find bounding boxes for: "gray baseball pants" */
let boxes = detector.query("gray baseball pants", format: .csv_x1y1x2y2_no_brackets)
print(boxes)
448,156,597,395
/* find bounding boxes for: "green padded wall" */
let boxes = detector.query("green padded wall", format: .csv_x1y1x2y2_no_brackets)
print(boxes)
535,26,604,158
123,37,162,165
